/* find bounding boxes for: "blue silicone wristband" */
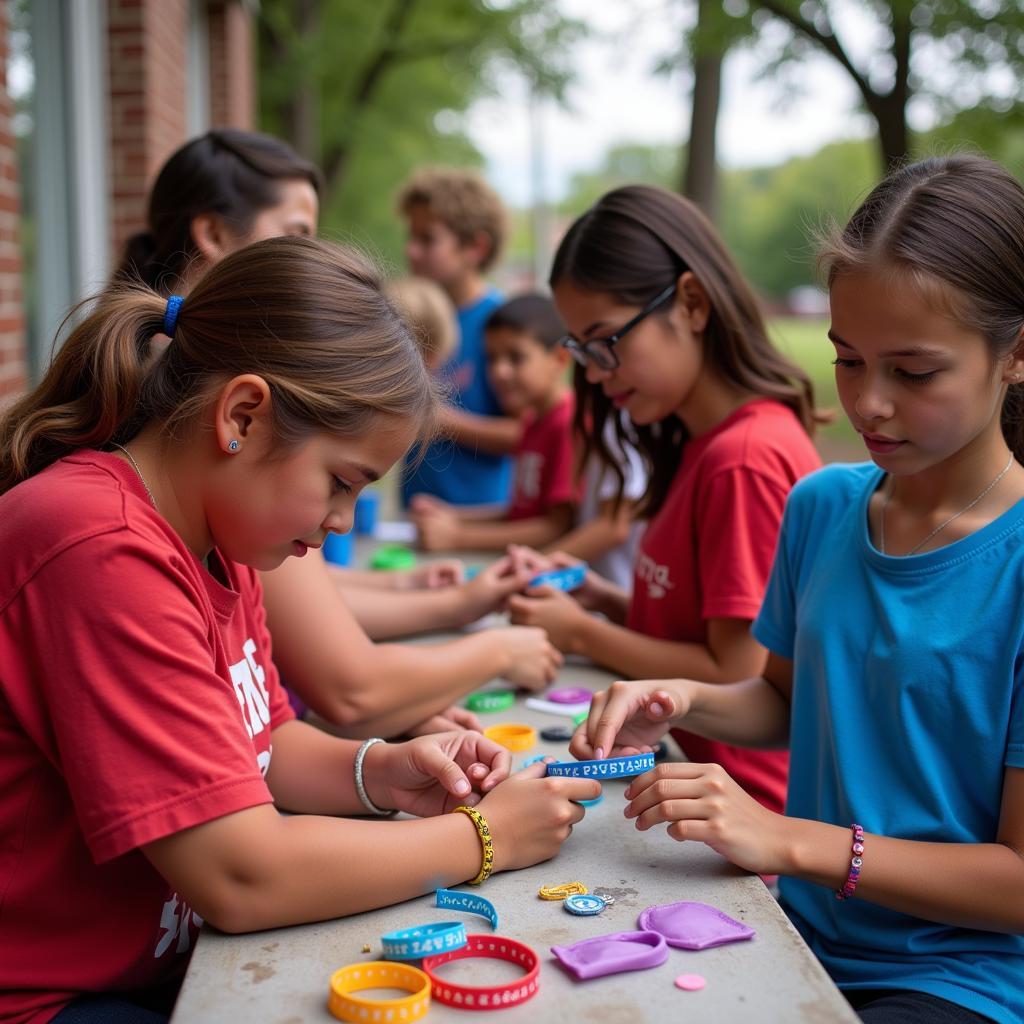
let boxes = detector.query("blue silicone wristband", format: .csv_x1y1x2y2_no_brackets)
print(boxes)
546,752,655,779
435,888,499,930
529,564,587,592
381,921,467,960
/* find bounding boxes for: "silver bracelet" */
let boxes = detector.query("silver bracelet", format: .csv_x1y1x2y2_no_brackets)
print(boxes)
354,738,394,816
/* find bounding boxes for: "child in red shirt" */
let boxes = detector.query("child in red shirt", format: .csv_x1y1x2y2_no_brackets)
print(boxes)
412,294,576,551
509,186,822,813
0,238,598,1024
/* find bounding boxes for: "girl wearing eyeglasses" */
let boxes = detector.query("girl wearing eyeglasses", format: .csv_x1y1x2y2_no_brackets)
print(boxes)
509,184,821,812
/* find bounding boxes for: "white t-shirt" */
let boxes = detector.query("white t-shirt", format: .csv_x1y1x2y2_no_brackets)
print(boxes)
578,417,647,590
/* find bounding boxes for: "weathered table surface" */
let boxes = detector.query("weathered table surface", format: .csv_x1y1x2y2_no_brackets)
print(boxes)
172,637,856,1024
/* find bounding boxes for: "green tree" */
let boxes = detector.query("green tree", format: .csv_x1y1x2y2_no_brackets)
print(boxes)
737,0,1024,171
719,138,877,296
258,0,584,265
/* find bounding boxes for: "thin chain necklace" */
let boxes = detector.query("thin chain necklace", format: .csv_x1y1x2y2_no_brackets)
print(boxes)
879,453,1014,556
110,442,158,509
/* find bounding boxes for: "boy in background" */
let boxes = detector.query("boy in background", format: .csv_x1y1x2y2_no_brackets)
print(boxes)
411,294,575,551
397,168,517,506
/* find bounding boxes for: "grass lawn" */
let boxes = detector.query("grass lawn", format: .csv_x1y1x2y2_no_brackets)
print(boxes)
768,317,862,463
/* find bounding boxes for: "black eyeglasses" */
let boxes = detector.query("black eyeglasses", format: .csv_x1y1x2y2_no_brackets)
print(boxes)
561,283,677,371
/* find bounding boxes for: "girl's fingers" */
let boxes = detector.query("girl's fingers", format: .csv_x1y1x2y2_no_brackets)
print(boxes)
626,783,705,824
623,764,705,803
632,797,709,832
666,819,715,844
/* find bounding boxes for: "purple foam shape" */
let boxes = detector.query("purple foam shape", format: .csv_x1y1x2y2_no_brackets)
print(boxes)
550,930,668,981
637,900,755,950
547,687,592,705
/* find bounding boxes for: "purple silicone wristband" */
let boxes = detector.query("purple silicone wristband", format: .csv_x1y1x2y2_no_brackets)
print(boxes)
835,823,864,901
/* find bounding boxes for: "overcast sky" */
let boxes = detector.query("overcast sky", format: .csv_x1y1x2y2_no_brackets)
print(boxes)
465,0,879,206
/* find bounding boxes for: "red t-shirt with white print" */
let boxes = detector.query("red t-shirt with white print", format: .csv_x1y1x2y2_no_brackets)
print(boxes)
626,400,820,812
0,451,294,1024
508,391,576,521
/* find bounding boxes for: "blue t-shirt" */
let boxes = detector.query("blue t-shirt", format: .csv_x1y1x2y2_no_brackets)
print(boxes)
401,288,512,506
753,462,1024,1024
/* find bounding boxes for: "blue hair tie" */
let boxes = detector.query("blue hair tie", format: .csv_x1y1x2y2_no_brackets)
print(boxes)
163,294,184,337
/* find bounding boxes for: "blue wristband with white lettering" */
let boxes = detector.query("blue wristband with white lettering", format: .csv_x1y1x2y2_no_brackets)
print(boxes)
435,888,499,930
529,563,587,592
546,752,655,779
381,921,467,960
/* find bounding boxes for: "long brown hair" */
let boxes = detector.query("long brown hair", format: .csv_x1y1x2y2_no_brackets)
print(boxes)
820,154,1024,463
0,236,439,494
550,185,818,518
116,129,323,292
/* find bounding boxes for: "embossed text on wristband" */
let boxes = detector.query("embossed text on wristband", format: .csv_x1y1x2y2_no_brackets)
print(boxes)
546,752,655,778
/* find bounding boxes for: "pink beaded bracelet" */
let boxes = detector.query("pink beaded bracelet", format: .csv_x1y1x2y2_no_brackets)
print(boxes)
835,823,864,901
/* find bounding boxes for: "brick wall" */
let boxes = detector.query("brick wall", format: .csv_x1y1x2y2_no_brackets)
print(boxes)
107,1,256,262
0,8,25,404
208,1,255,130
107,0,190,261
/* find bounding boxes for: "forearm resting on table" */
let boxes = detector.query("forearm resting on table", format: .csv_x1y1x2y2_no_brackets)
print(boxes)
452,506,574,552
144,804,481,933
547,502,636,565
784,788,1024,934
301,633,514,738
441,406,521,456
334,583,471,639
575,615,765,688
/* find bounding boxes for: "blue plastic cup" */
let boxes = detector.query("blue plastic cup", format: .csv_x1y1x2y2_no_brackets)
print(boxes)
322,531,354,566
353,491,380,536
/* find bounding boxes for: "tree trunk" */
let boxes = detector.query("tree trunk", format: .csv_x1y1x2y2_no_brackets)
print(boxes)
288,0,321,162
682,0,723,222
874,95,909,172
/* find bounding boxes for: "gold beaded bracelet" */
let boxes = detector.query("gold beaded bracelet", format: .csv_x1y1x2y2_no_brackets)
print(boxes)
452,805,494,885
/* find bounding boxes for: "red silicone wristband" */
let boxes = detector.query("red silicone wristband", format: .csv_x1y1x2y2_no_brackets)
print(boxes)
421,934,539,1010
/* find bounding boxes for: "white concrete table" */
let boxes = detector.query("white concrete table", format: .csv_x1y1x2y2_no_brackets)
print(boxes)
171,650,857,1023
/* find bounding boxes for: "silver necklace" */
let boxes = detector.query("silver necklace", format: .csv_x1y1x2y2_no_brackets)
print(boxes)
880,452,1014,556
111,442,157,509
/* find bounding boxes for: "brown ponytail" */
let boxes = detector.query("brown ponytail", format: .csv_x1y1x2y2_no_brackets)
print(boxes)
0,236,439,495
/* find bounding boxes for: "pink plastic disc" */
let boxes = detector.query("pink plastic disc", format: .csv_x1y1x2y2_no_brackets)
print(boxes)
547,687,592,705
675,973,706,992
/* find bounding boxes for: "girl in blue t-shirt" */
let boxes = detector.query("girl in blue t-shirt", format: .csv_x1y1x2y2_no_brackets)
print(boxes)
572,155,1024,1024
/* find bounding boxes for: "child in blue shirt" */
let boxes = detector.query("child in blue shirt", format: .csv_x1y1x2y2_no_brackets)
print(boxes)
571,155,1024,1024
397,168,515,506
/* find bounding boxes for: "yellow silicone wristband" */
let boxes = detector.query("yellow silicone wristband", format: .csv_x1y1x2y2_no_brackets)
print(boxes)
483,723,537,752
327,961,430,1022
453,804,494,885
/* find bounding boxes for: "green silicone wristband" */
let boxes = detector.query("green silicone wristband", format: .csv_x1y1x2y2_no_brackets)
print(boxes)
370,544,417,571
465,690,515,713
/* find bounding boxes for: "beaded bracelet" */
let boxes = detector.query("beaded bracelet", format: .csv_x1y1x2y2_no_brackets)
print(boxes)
453,805,494,885
835,823,865,901
353,738,395,817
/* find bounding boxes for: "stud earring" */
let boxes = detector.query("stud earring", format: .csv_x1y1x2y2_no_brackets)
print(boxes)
228,440,240,452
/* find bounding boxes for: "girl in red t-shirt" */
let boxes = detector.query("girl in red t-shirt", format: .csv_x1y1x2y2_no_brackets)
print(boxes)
0,238,598,1024
509,185,822,812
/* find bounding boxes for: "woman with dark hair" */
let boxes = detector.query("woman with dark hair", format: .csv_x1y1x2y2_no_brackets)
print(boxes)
117,129,322,291
112,130,562,740
510,184,822,813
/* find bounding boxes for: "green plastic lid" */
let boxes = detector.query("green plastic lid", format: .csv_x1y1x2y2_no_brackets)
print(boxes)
369,543,417,571
572,710,589,726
